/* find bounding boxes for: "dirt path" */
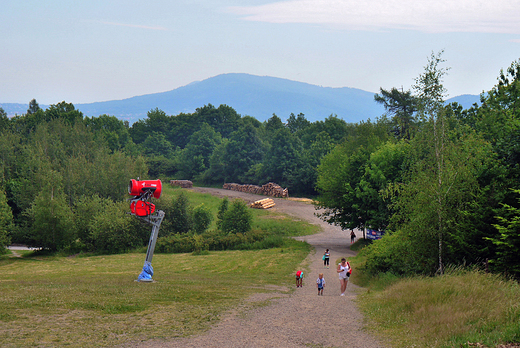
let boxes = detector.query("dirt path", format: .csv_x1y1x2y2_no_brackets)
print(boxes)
129,188,387,348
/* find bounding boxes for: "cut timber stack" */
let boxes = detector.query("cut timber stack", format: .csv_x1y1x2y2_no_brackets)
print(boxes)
222,182,289,198
170,180,193,188
250,198,275,209
261,182,289,198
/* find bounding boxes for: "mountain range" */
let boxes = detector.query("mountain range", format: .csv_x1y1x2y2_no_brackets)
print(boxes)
1,73,481,124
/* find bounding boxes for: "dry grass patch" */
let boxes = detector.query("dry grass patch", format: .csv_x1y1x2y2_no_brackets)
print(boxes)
358,269,520,347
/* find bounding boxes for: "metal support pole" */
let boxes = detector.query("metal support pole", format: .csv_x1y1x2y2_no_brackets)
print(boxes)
137,210,165,282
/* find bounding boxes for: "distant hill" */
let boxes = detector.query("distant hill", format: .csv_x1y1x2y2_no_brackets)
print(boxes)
1,73,481,124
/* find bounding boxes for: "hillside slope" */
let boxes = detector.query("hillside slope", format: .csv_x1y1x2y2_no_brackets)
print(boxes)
2,73,480,124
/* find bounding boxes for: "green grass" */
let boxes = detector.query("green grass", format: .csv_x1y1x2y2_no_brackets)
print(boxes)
347,243,520,348
0,243,310,347
162,185,320,237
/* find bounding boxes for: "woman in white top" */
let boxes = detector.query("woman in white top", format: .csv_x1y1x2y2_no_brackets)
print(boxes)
337,258,350,296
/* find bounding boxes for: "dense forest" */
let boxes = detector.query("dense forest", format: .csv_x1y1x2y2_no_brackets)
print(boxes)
1,52,519,279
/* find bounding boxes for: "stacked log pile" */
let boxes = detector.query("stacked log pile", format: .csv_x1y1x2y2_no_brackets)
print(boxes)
222,182,288,198
250,198,275,209
170,180,193,188
222,183,263,194
261,182,289,198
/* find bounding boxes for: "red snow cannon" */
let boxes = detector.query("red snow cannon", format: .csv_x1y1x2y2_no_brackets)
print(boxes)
130,200,156,217
128,179,162,199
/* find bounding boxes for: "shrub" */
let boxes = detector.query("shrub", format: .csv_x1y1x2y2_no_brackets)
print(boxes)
89,201,139,254
0,190,13,252
361,230,427,276
220,199,252,234
216,197,229,230
192,203,212,234
156,192,192,236
156,228,283,253
25,188,74,251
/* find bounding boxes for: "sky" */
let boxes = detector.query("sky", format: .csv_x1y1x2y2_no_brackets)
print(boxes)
1,0,520,105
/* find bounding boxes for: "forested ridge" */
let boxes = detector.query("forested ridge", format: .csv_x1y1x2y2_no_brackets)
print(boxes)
1,53,520,280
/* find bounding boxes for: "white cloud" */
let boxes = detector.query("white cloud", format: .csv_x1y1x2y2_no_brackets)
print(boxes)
229,0,520,34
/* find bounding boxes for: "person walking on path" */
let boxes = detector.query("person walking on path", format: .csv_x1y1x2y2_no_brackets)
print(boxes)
350,231,356,244
337,258,350,296
316,273,325,296
323,249,330,268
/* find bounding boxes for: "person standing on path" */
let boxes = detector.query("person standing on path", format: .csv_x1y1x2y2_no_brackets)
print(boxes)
337,258,350,296
316,273,326,296
350,231,356,244
323,248,330,268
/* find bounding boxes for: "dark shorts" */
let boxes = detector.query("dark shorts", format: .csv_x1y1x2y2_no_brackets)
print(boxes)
324,258,329,265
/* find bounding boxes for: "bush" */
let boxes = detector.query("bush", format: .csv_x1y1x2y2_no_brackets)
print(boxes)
156,192,192,236
25,188,74,251
361,230,427,276
155,228,283,253
89,201,139,254
192,203,212,234
219,199,252,234
0,190,13,252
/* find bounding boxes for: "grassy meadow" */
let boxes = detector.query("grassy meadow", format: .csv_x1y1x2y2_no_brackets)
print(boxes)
349,240,520,348
0,242,310,347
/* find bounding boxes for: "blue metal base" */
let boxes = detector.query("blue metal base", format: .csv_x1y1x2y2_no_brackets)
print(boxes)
136,261,154,282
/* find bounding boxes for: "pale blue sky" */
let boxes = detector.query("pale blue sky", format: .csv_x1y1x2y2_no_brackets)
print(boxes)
1,0,519,105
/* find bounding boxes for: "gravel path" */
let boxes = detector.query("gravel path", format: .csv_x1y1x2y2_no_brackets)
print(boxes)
128,188,387,348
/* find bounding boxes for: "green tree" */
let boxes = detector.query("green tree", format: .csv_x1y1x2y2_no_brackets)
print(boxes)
216,197,229,230
178,123,222,179
167,112,200,148
27,99,41,115
25,175,73,251
129,108,171,145
486,189,520,279
159,192,192,235
262,127,303,185
220,199,252,234
0,108,9,133
316,120,392,231
89,200,137,254
73,194,106,250
84,114,131,152
374,87,418,139
264,114,284,137
412,50,450,274
192,203,213,234
359,140,409,230
290,131,334,195
195,104,242,138
142,132,173,157
222,123,265,183
0,190,13,252
45,102,84,125
202,139,230,184
381,51,495,275
286,113,310,134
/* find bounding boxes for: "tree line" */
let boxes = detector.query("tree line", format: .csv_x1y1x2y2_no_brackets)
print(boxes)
0,80,353,254
316,52,520,279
